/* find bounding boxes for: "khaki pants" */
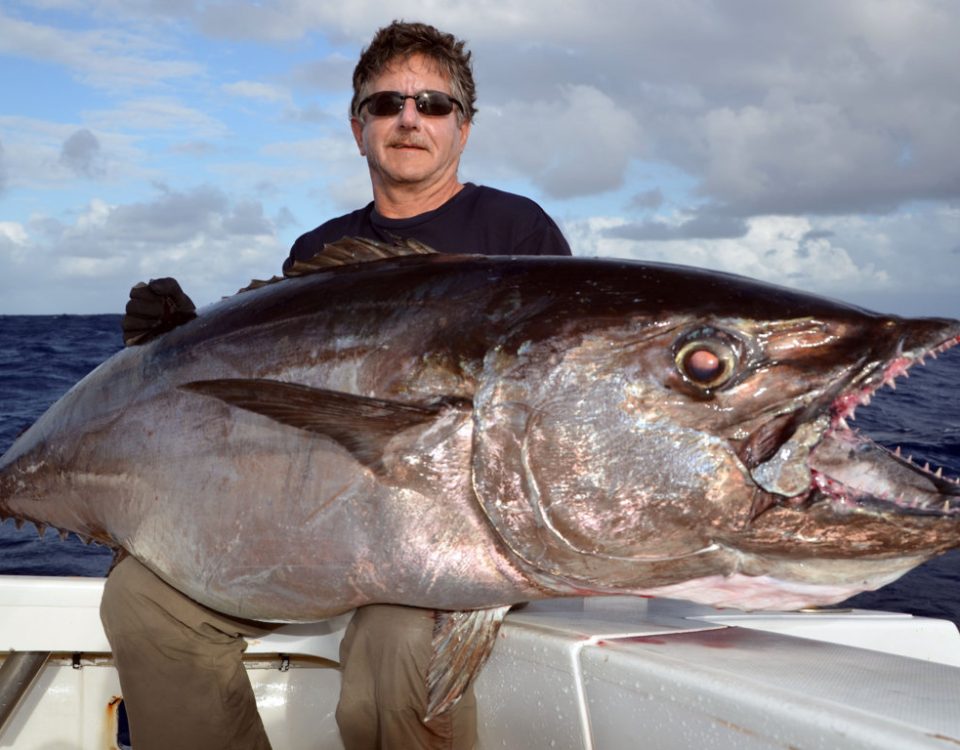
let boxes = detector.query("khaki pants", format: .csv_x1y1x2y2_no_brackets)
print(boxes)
336,605,477,750
100,556,274,750
100,557,477,750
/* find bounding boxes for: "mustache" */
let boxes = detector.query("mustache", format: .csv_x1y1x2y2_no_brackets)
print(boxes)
387,137,429,149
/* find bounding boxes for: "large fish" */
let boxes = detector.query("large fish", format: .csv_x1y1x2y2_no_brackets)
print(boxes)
2,239,959,714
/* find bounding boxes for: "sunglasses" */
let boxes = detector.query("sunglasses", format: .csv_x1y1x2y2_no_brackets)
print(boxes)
357,90,464,118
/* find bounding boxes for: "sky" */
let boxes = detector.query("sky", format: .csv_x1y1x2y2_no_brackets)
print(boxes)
1,0,958,317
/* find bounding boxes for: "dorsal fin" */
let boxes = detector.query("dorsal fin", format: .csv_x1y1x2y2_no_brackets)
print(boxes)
237,237,440,294
237,275,285,293
285,236,438,276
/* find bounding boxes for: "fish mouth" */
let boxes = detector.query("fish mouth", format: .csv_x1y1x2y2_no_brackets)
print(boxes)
753,330,960,521
808,428,960,517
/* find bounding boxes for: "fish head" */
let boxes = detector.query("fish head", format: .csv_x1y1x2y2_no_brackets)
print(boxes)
472,261,960,608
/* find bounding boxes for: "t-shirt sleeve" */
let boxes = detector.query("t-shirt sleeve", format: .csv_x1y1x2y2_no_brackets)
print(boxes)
511,212,573,257
284,230,321,272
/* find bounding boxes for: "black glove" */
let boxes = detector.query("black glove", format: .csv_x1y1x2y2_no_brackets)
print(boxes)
122,277,197,346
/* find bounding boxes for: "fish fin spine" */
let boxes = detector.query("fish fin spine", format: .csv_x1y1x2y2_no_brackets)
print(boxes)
425,605,511,721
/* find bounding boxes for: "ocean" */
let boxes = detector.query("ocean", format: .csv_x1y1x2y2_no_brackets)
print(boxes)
1,314,959,624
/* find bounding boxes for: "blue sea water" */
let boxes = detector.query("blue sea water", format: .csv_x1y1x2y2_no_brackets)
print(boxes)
0,315,121,577
1,314,959,623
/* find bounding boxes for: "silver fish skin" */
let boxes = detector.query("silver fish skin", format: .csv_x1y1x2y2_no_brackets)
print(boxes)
2,247,960,622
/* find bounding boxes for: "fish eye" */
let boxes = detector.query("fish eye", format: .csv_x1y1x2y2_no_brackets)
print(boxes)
674,331,740,390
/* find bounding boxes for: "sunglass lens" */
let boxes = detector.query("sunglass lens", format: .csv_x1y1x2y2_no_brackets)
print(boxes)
361,91,462,117
416,92,455,116
366,92,405,116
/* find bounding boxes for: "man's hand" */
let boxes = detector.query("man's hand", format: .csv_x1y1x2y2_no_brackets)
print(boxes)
122,277,197,346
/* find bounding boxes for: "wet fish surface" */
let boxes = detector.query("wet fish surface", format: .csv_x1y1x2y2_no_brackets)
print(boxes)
2,239,959,712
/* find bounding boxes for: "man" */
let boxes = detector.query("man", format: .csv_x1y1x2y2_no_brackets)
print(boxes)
286,22,569,265
293,21,571,750
102,20,570,750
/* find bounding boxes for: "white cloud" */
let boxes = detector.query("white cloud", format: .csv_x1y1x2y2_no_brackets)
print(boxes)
0,222,29,249
0,8,201,90
568,214,890,299
58,255,127,277
258,135,372,210
11,2,958,217
86,98,227,138
288,52,357,92
0,187,286,313
467,84,643,199
222,80,292,104
695,90,959,215
0,115,153,192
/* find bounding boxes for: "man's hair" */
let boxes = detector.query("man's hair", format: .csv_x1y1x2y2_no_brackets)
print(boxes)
350,20,478,123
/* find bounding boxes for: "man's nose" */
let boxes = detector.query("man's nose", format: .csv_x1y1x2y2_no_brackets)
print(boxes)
397,98,421,127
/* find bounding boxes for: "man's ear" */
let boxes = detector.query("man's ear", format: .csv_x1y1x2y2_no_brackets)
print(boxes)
350,118,367,156
458,120,471,153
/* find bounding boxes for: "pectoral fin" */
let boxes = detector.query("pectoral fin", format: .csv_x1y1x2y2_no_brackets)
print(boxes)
426,606,511,721
181,378,469,473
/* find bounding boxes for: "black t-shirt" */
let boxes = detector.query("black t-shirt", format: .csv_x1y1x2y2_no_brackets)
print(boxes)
285,183,571,271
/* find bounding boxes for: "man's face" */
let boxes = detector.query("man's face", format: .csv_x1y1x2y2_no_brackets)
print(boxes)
351,54,470,195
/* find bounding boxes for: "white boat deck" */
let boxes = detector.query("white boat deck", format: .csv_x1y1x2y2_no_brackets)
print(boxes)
479,598,960,749
1,576,959,749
